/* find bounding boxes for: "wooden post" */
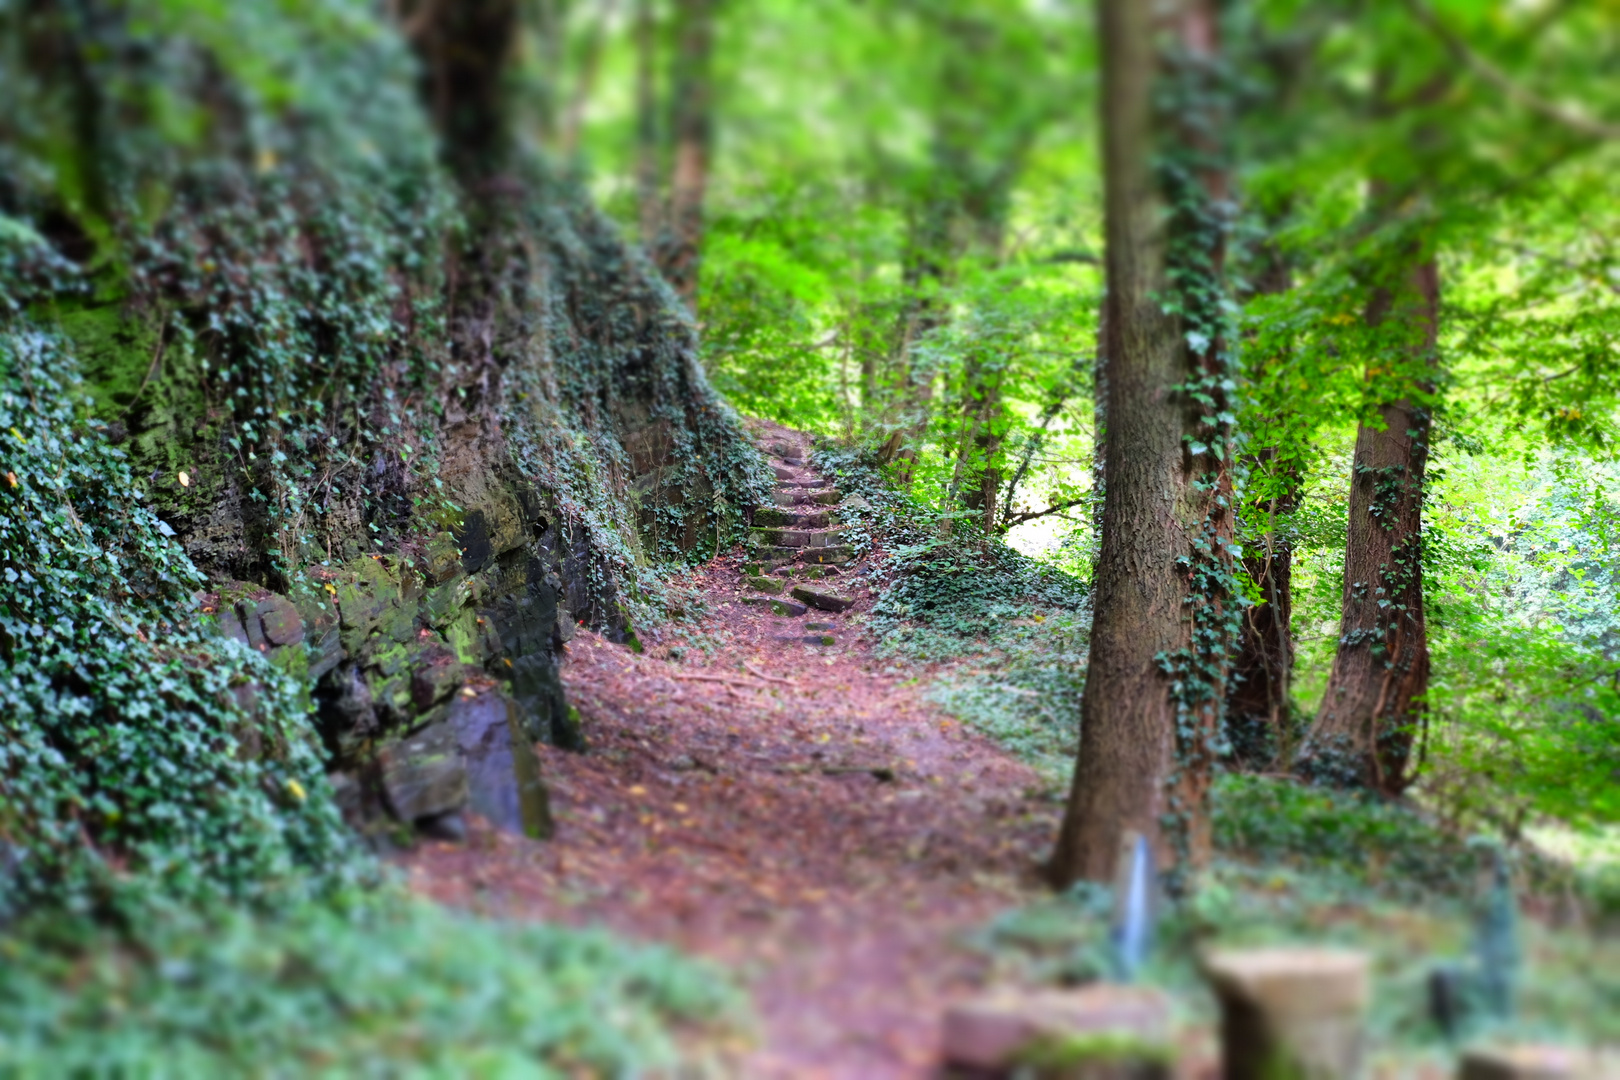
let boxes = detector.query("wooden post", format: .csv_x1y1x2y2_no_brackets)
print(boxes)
1201,947,1370,1080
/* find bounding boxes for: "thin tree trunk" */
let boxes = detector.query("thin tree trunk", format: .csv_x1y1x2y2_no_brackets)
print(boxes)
662,0,715,306
634,0,662,250
1227,242,1298,769
1049,0,1234,887
1301,257,1438,795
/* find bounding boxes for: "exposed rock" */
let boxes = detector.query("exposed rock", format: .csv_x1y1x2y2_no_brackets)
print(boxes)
746,575,784,595
448,689,552,839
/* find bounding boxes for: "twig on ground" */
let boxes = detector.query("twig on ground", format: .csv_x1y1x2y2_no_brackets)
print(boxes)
743,663,797,686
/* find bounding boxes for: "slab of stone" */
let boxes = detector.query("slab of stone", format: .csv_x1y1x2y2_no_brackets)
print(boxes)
1460,1046,1616,1080
739,596,808,617
943,985,1174,1077
806,621,836,631
1202,947,1369,1080
806,529,845,548
378,721,468,823
770,463,796,481
808,489,842,506
746,575,784,595
791,585,855,612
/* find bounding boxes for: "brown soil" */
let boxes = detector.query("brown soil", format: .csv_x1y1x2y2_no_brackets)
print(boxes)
404,422,1062,1077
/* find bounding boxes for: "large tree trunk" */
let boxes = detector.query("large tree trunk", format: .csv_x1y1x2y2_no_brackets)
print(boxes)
1301,258,1439,795
660,0,715,306
1048,0,1234,888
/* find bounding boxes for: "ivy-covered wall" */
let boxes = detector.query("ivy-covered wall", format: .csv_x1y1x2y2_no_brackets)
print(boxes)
0,0,768,916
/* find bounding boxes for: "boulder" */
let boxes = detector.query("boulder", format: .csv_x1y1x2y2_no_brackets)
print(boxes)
256,595,303,646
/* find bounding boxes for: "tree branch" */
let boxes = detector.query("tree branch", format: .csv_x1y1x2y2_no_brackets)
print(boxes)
1404,0,1620,141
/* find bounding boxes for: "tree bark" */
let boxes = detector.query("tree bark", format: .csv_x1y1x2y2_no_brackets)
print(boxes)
661,0,715,306
1301,257,1438,795
1048,0,1234,888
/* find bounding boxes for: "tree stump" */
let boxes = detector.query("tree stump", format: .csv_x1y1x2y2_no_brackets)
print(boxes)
941,984,1174,1079
1201,947,1369,1080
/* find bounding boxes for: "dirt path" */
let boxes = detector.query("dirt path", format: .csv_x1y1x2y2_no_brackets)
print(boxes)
405,423,1061,1077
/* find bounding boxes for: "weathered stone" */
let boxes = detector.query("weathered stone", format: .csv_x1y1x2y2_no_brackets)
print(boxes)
770,463,796,481
806,621,835,630
377,721,467,822
841,493,872,510
739,596,808,617
308,627,343,680
1202,947,1370,1080
806,529,845,548
808,489,842,506
422,531,463,584
554,605,576,644
746,575,784,595
942,985,1174,1078
791,585,854,612
754,506,797,528
807,634,835,646
767,440,796,458
256,595,303,646
1460,1046,1615,1080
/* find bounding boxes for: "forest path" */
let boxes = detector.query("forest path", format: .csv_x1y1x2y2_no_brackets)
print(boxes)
405,421,1060,1078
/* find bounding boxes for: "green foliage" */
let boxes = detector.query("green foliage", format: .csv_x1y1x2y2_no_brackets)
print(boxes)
0,895,741,1076
1212,774,1480,899
0,313,358,917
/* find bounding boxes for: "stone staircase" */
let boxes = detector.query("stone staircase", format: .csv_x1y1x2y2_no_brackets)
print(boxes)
740,431,858,626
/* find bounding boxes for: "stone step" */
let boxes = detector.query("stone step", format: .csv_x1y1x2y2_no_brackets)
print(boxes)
770,463,798,481
754,506,832,529
739,596,808,617
801,545,856,565
751,526,846,549
775,476,832,489
745,574,784,595
791,585,854,612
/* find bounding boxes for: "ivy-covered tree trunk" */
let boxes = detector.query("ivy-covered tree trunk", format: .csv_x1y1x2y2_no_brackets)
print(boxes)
1048,0,1235,888
1301,257,1439,795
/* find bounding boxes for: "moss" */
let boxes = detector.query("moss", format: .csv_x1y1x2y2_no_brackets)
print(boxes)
1014,1031,1176,1070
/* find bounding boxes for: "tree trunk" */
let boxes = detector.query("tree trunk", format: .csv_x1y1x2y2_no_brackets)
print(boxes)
1226,243,1297,769
1048,0,1234,888
1301,257,1438,795
661,0,715,306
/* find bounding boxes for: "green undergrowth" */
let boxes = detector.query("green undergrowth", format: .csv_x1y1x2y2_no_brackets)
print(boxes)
812,443,1091,772
0,893,742,1078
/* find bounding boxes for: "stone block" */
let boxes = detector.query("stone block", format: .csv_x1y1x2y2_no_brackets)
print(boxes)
791,585,854,612
942,985,1174,1078
378,721,468,822
771,463,796,481
747,575,784,595
1202,947,1369,1080
754,506,797,528
808,489,842,506
807,529,845,548
216,608,250,646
